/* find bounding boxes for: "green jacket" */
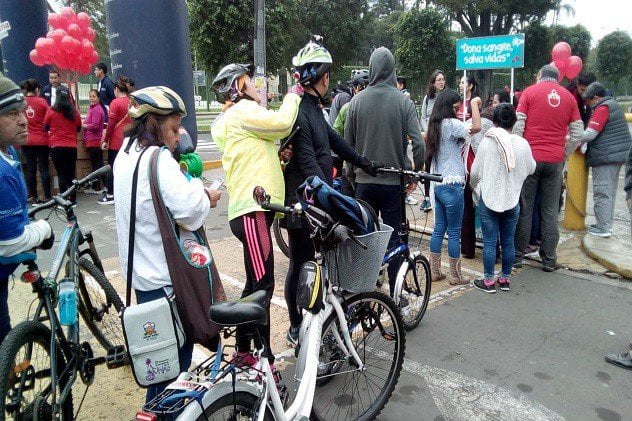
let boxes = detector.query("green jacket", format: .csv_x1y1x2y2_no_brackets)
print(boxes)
333,102,350,136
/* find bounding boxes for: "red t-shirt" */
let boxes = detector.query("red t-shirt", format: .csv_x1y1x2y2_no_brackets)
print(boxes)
43,108,81,148
587,105,609,133
104,96,131,151
516,81,581,163
24,96,49,146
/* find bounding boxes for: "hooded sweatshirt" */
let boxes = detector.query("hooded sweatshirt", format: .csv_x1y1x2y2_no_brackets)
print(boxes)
345,47,424,185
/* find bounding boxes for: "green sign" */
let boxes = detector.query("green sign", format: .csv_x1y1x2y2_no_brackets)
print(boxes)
456,34,525,70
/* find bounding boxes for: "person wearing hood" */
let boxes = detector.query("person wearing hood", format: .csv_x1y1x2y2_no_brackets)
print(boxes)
283,37,381,346
470,104,536,293
344,47,424,292
210,63,300,368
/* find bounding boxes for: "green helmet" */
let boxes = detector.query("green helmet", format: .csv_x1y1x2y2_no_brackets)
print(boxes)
292,36,332,87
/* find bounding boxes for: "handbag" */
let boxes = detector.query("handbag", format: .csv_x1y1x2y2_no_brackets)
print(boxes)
121,145,185,388
148,148,225,349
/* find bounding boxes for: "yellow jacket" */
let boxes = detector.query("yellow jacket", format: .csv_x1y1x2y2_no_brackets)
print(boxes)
211,94,300,221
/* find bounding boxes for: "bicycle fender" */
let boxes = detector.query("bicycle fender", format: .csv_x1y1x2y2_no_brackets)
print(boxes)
175,381,261,420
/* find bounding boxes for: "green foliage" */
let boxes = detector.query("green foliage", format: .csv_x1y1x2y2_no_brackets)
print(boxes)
596,31,632,92
64,0,109,64
549,25,591,61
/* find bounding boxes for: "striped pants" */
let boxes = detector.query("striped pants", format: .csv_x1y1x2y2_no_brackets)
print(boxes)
229,211,275,361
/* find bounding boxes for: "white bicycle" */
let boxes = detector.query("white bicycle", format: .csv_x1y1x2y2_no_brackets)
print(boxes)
138,186,405,420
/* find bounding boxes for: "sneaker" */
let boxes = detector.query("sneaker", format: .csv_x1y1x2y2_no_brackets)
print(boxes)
513,260,523,269
542,264,559,272
525,244,539,254
496,277,510,291
405,195,418,205
98,194,114,205
286,326,300,348
420,198,432,212
588,227,612,238
230,351,259,368
473,278,496,293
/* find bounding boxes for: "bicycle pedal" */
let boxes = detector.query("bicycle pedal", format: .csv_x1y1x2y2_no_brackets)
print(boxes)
106,345,129,369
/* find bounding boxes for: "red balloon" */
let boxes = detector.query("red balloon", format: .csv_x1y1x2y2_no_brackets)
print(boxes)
51,28,66,44
47,13,61,29
84,27,96,42
566,56,583,80
550,61,566,82
46,30,54,38
60,7,76,23
61,35,76,54
38,38,56,57
551,42,571,71
76,12,91,30
90,50,99,64
81,40,94,57
29,49,46,67
35,37,48,56
67,23,82,39
79,60,92,75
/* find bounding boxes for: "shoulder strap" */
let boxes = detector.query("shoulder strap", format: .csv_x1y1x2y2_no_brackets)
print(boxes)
126,144,150,307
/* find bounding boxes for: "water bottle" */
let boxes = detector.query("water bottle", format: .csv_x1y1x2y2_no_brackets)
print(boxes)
58,278,77,326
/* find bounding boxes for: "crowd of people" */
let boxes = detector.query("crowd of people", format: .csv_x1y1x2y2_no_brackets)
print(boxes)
0,35,631,413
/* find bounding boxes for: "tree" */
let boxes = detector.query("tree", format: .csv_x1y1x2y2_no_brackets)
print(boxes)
549,24,591,61
596,31,632,95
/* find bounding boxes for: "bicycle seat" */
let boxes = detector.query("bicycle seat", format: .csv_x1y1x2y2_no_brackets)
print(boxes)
209,290,269,326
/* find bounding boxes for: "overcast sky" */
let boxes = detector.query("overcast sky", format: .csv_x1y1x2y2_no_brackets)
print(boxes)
546,0,631,45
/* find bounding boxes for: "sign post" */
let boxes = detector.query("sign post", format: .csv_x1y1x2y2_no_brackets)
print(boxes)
456,33,525,106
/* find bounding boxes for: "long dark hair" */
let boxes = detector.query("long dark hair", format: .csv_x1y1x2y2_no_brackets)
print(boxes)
52,90,76,121
426,88,462,161
126,112,179,149
426,70,445,99
462,75,479,99
493,103,517,130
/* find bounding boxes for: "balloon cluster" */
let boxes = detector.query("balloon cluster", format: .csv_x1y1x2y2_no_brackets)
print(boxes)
29,7,99,75
551,42,583,82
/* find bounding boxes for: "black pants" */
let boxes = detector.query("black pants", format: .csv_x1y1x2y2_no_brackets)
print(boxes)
51,147,77,203
105,148,118,195
229,211,275,362
355,183,404,292
461,183,476,258
87,147,105,190
285,225,315,329
22,145,51,199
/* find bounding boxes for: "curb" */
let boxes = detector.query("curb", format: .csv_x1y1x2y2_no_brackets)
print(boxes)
581,234,632,279
203,160,222,170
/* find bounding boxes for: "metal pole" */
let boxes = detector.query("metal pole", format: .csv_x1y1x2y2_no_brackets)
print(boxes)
510,67,515,102
253,0,267,108
462,70,467,122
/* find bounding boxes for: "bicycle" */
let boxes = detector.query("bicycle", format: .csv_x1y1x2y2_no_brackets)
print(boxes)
375,167,442,331
0,165,127,420
138,185,405,420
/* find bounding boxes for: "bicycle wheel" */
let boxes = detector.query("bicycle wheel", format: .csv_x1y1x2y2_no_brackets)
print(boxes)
0,321,73,420
312,291,405,421
198,391,273,421
272,218,290,258
400,254,431,331
77,257,125,351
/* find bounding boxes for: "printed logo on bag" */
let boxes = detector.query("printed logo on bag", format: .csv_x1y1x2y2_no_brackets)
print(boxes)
142,321,158,340
547,89,561,108
145,357,172,381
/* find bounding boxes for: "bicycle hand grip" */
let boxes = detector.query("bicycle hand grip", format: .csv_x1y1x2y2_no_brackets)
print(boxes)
421,173,443,183
77,165,111,186
261,202,291,214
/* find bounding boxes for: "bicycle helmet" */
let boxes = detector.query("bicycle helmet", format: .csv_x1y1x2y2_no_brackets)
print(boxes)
128,86,187,120
211,63,255,103
292,36,333,87
350,69,369,88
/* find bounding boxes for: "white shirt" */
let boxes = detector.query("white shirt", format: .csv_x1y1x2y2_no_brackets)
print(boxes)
114,138,210,291
50,86,58,107
470,132,536,213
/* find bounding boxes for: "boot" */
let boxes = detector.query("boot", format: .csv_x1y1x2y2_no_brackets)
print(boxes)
449,257,470,286
429,252,446,282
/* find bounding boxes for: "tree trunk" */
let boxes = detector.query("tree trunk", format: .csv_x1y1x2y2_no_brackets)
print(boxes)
477,69,493,104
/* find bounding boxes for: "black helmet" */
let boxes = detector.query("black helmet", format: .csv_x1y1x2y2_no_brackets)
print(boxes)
350,69,369,88
212,63,254,102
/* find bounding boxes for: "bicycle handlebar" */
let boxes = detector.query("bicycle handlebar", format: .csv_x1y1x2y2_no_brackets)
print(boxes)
377,167,443,183
29,165,112,218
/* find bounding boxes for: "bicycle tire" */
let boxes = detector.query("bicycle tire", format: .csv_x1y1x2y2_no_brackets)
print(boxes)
272,218,290,258
77,257,125,351
0,321,73,420
401,254,431,331
197,391,273,421
312,291,405,421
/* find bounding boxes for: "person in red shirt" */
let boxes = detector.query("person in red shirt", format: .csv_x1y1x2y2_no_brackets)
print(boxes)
20,79,51,202
579,82,632,238
83,89,106,194
43,90,81,205
99,76,132,205
512,64,583,271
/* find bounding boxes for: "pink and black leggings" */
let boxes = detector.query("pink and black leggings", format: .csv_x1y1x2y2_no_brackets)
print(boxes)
229,211,275,361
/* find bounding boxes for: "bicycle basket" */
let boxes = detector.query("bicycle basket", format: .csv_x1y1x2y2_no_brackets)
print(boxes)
326,224,393,293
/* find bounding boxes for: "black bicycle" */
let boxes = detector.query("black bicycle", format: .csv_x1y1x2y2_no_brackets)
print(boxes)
0,166,127,420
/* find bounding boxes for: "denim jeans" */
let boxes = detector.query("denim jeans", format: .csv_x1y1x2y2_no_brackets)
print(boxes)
479,199,520,279
430,184,464,258
136,288,193,403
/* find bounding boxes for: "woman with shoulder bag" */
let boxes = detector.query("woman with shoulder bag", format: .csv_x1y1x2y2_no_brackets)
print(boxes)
113,86,221,402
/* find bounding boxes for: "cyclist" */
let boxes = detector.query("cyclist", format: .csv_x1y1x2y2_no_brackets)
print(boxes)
211,62,301,367
332,69,369,136
344,47,424,294
0,73,54,344
113,86,220,402
283,36,381,345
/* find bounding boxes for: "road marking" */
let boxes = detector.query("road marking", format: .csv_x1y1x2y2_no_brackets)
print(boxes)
370,348,565,421
218,271,288,309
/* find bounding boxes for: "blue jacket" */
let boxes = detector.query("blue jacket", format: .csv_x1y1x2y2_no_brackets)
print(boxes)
98,75,116,107
41,84,70,106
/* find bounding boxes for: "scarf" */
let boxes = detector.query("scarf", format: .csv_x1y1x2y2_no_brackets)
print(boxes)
485,127,515,172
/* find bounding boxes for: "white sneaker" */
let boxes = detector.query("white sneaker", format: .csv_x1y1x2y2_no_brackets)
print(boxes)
405,195,418,205
588,227,611,238
98,194,114,205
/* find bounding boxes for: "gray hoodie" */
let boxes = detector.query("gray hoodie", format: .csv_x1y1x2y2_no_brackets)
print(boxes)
344,47,424,185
